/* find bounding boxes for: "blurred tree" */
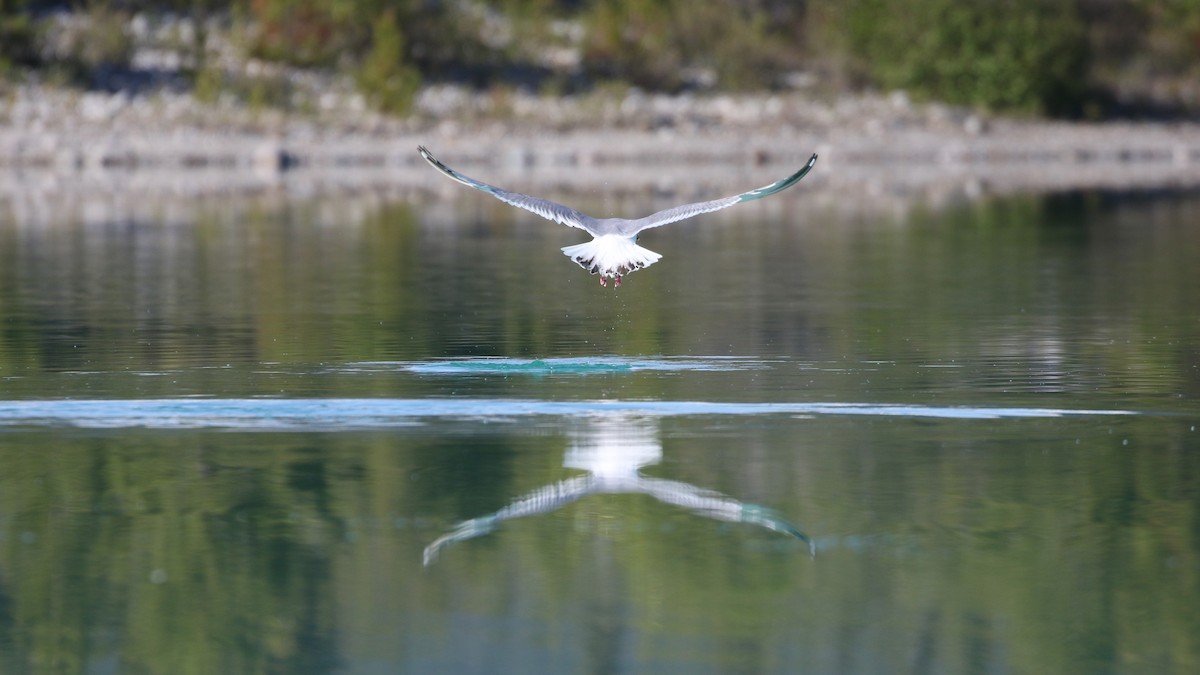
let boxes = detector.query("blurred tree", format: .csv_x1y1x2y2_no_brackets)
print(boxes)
583,0,682,89
1135,0,1200,73
3,0,1199,117
582,0,804,90
355,8,421,115
838,0,1090,115
672,0,805,89
245,0,366,67
0,0,39,75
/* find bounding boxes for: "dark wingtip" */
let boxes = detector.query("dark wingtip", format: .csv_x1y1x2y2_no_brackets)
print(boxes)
800,152,818,176
784,152,818,185
418,145,448,173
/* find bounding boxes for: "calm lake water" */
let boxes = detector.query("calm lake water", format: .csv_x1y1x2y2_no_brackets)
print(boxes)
0,184,1198,674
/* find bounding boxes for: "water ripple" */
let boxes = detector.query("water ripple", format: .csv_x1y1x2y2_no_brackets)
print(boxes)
340,357,773,375
0,398,1137,430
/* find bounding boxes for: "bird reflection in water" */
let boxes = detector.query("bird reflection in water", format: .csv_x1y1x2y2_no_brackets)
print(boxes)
424,415,813,565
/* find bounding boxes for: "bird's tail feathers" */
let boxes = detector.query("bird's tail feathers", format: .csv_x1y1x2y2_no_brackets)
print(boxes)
562,237,662,279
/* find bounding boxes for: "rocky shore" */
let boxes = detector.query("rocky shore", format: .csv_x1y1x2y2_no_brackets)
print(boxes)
4,80,1200,213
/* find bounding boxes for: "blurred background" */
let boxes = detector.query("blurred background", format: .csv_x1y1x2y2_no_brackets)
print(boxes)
1,0,1198,120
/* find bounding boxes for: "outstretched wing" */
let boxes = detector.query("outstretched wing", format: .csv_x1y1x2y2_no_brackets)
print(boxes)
619,153,818,236
423,476,595,566
639,477,815,557
419,146,598,233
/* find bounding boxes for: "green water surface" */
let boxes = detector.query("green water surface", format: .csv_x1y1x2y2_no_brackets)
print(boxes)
0,188,1197,673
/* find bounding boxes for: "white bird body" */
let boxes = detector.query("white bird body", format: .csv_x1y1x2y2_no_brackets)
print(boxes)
419,146,817,287
560,234,662,280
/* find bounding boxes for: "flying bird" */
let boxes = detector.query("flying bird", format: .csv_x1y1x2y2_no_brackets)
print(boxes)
419,146,818,287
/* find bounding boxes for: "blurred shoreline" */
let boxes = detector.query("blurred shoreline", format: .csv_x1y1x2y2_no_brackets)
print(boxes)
4,82,1200,215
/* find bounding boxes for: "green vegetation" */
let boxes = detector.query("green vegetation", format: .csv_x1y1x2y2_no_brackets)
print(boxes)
56,3,136,85
581,0,803,90
354,10,421,115
244,0,374,68
838,0,1090,115
0,0,37,76
1,0,1199,117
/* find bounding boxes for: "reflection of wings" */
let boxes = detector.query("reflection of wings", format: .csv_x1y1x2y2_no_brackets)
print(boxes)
423,477,596,565
424,473,813,565
640,477,815,556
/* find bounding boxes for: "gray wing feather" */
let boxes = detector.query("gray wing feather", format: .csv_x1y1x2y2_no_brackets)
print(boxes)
621,153,818,235
419,146,598,234
640,477,815,554
423,476,595,566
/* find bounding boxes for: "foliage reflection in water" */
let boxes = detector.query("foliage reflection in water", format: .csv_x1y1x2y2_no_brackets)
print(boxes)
0,187,1198,672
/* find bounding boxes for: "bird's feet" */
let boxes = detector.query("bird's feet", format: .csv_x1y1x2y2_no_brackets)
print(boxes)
614,275,622,288
599,276,607,287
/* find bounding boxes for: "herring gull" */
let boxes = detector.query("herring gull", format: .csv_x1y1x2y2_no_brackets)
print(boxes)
419,145,818,287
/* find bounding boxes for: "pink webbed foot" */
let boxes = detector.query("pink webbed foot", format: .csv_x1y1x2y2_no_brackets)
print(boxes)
614,275,622,288
599,276,607,287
